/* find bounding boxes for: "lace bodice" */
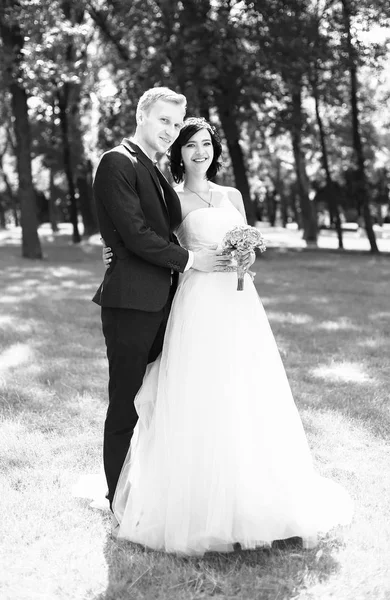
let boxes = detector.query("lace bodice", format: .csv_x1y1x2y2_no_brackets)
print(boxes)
175,200,245,252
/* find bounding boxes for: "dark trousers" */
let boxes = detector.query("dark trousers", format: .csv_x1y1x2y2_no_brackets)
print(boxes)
101,298,171,506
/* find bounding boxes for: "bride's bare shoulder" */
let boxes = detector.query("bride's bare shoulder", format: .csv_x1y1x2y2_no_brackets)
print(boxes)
212,184,246,220
212,183,241,204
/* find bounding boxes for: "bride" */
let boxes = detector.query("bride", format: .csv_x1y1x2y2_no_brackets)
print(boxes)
102,117,353,555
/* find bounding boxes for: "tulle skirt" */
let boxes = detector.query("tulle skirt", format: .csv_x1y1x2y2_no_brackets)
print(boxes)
112,270,353,555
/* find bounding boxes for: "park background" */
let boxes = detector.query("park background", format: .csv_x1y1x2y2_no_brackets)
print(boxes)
0,1,390,599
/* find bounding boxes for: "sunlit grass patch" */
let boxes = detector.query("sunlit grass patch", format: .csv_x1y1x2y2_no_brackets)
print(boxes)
311,361,372,384
315,317,359,331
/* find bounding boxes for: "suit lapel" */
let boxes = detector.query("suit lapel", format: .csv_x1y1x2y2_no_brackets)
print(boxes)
154,166,183,230
121,138,168,212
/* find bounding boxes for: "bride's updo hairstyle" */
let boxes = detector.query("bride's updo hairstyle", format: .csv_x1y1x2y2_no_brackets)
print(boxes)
169,117,223,183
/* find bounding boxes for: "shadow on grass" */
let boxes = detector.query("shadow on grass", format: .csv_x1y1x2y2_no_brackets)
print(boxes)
0,240,108,427
95,531,342,600
1,242,389,441
301,379,390,440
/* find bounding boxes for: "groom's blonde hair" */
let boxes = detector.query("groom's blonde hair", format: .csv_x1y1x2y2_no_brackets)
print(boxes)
136,87,186,122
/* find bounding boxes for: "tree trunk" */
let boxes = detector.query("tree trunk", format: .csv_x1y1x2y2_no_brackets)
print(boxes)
47,97,59,233
197,88,211,122
0,198,6,228
266,190,277,226
342,0,378,253
312,77,344,249
290,183,302,229
0,5,42,258
87,3,131,62
57,84,81,243
77,161,99,237
56,0,89,244
0,159,19,226
11,85,42,257
48,168,59,233
279,193,288,228
70,85,98,237
216,96,256,224
274,159,288,227
290,86,317,244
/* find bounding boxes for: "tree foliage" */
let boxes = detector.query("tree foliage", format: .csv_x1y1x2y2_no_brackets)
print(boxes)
0,0,389,254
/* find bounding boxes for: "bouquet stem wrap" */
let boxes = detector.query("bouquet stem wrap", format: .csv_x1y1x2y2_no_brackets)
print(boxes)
236,253,246,291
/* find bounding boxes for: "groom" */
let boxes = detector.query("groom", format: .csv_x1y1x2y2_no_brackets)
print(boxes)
92,87,231,508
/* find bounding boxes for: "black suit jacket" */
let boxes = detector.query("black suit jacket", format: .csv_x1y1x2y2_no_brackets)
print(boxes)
92,139,189,311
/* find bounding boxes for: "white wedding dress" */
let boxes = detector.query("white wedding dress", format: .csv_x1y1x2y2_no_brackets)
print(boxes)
112,198,353,555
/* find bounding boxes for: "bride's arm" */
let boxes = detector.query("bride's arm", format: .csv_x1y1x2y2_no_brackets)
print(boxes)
226,188,256,268
226,188,248,223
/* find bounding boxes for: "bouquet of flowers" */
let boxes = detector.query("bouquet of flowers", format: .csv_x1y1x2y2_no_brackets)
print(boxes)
221,225,267,291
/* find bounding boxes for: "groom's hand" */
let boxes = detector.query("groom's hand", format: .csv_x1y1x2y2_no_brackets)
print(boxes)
100,237,113,269
192,246,233,272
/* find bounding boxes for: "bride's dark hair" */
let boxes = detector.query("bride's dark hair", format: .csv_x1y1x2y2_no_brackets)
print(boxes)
169,117,223,183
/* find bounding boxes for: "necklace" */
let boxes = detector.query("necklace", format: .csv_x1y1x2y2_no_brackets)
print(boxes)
184,185,213,207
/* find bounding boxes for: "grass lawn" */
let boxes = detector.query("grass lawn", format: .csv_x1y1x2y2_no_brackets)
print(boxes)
1,227,389,600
